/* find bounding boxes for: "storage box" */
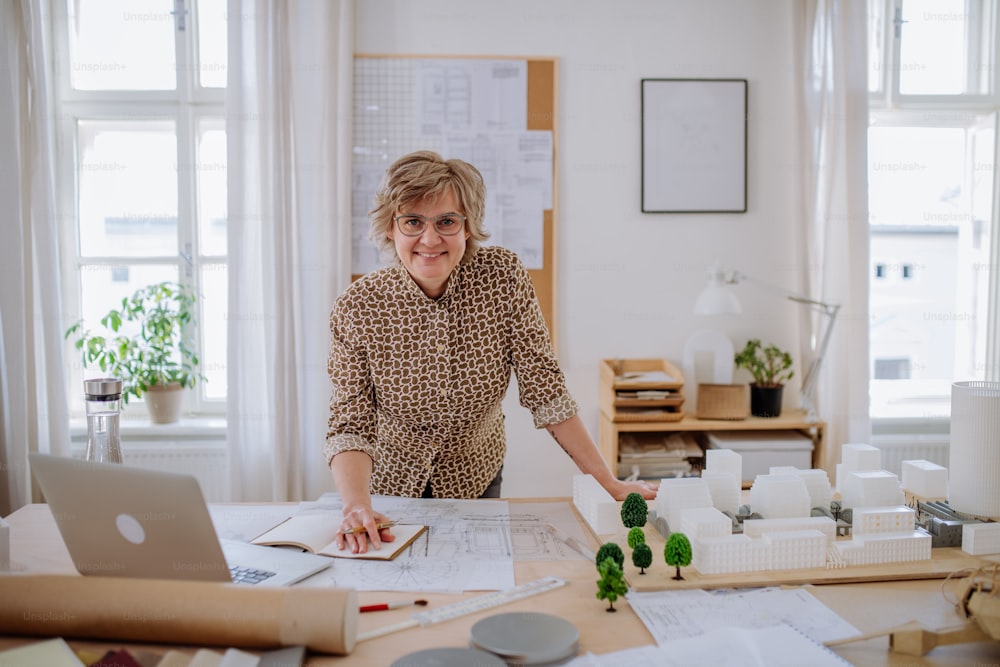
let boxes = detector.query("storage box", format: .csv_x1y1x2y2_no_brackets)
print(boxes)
695,384,748,420
706,431,814,484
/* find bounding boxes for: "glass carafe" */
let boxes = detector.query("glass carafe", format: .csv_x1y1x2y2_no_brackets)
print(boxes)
84,378,123,463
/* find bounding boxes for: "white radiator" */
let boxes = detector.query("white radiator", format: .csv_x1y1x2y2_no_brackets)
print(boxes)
71,441,229,502
871,433,950,477
123,443,229,502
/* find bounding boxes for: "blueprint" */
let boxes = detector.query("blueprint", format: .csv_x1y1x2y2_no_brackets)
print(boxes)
283,494,590,592
626,586,860,645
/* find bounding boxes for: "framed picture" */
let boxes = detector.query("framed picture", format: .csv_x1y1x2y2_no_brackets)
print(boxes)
641,78,747,213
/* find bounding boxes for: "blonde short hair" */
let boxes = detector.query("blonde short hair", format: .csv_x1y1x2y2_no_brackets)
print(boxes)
369,151,490,262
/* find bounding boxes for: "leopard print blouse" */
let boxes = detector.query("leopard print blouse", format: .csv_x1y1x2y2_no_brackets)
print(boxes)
324,246,578,498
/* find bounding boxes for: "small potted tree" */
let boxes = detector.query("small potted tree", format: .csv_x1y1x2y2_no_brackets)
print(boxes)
632,543,653,575
596,557,628,612
66,281,205,424
620,492,649,529
664,532,692,581
594,542,625,570
733,338,794,418
627,527,646,550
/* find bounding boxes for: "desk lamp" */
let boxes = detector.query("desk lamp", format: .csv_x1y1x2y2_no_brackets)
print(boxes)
694,264,840,421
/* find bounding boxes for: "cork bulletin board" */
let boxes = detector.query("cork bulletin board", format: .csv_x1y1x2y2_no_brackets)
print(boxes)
352,55,559,343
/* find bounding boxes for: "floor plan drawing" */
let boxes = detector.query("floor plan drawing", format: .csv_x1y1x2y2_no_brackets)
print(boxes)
286,495,590,591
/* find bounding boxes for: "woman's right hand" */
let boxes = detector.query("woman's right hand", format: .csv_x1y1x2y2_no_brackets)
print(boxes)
335,504,396,555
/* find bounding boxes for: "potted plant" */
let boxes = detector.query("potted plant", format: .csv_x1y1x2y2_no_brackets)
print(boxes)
733,338,794,418
65,281,205,424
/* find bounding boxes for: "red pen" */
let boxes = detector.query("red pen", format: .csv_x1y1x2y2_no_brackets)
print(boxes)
359,599,428,613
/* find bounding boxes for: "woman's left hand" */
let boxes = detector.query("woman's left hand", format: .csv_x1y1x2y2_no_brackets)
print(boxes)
611,478,658,501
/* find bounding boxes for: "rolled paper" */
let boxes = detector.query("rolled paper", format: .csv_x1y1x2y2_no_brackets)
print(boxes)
949,381,1000,519
0,575,357,655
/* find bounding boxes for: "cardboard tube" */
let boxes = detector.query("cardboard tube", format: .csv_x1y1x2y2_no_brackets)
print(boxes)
0,575,357,655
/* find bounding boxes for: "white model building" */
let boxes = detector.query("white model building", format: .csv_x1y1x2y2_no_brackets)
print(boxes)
742,516,837,542
769,466,833,511
836,443,882,491
677,506,732,539
701,448,743,516
840,470,905,509
705,448,742,485
572,474,619,535
655,472,834,575
830,531,932,566
962,523,1000,556
575,441,952,577
644,442,938,576
828,504,930,566
748,474,811,519
656,478,714,532
701,470,740,516
900,459,948,500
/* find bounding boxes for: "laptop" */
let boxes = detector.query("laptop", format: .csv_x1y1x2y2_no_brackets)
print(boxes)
28,453,333,587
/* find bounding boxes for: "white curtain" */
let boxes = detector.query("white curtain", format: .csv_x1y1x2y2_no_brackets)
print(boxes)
0,0,70,516
226,0,354,502
795,0,871,471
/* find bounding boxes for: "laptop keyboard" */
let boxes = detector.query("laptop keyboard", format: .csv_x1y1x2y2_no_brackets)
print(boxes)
229,564,278,585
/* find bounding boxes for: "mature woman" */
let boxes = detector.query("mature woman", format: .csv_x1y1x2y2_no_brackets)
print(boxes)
326,151,656,553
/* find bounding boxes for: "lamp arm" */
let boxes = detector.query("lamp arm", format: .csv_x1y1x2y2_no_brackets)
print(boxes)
799,303,841,405
729,271,839,315
723,268,840,417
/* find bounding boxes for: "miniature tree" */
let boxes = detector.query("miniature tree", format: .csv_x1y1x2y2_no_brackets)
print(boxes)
664,532,692,581
596,557,628,611
620,492,649,528
632,543,653,575
627,526,646,549
595,542,624,570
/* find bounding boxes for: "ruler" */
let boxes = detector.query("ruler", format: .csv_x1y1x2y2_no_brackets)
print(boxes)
543,523,595,562
357,576,569,642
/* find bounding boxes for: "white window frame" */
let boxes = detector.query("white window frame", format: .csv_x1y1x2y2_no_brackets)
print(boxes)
52,0,227,419
868,0,1000,432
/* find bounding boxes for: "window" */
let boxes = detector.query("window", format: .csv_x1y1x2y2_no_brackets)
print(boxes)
868,0,998,420
55,0,228,416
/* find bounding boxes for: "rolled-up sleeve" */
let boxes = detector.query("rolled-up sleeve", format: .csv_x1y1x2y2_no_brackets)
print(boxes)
324,300,378,465
507,257,579,428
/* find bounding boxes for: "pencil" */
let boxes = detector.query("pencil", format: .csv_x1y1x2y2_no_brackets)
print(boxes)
338,521,397,535
359,599,428,613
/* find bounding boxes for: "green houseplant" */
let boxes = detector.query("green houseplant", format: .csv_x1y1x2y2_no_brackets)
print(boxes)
65,281,204,423
733,338,794,417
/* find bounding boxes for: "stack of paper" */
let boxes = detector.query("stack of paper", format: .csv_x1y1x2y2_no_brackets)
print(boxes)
619,433,702,478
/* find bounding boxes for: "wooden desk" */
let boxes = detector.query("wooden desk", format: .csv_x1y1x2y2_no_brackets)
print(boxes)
2,502,999,666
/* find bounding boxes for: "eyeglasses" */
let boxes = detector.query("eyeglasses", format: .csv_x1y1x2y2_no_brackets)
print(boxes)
394,213,467,237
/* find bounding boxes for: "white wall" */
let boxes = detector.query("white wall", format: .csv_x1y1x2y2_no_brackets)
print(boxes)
355,0,805,497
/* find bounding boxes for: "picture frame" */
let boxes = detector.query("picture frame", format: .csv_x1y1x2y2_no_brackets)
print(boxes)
641,78,747,213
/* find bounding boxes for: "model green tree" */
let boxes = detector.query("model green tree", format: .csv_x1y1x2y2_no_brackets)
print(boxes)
620,492,649,528
596,557,628,611
664,532,692,580
627,526,646,549
595,542,624,570
632,543,653,575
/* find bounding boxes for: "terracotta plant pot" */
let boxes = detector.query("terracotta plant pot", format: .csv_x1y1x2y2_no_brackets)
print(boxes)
144,382,184,424
749,384,783,418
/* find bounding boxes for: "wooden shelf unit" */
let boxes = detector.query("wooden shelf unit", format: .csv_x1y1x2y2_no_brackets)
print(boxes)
598,359,826,481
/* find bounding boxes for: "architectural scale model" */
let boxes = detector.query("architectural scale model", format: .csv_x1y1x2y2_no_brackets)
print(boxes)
572,474,619,535
573,439,996,577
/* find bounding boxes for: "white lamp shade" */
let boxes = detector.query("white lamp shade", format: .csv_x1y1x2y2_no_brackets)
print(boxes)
694,285,742,315
949,381,1000,518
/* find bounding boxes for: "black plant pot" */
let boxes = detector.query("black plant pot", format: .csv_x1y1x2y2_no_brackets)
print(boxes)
749,384,783,418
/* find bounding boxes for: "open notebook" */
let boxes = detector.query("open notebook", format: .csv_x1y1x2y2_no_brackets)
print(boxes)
252,512,427,560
